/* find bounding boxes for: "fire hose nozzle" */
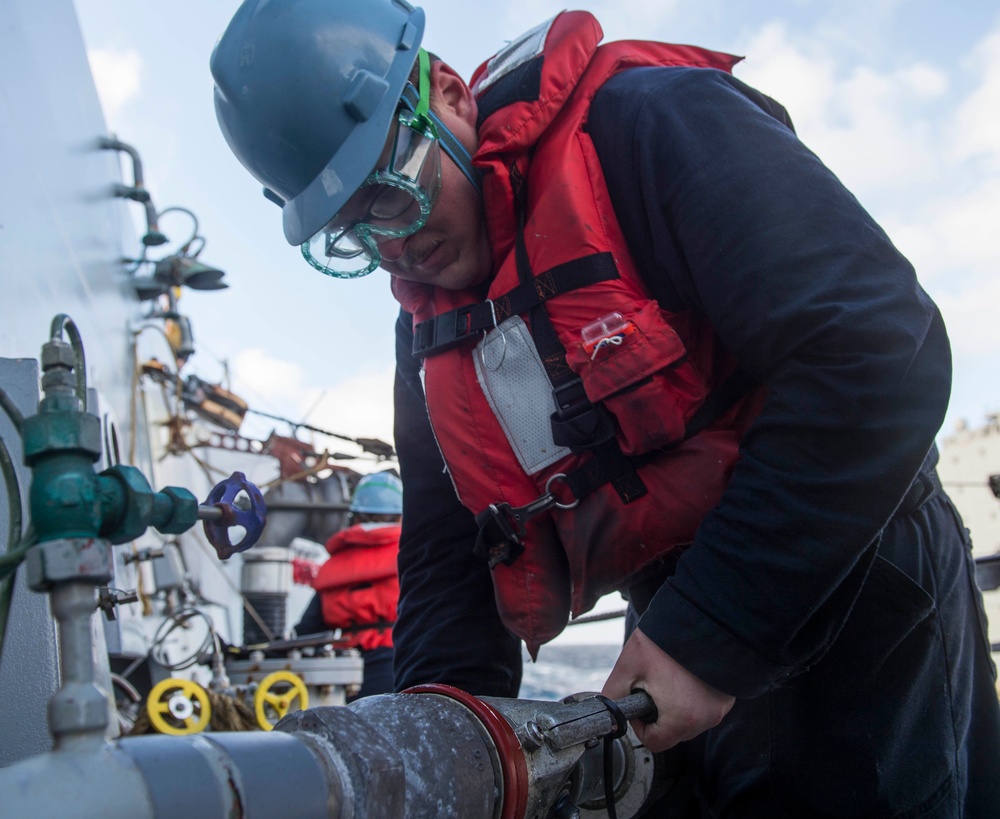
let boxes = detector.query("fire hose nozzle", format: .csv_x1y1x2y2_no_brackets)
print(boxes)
525,690,656,751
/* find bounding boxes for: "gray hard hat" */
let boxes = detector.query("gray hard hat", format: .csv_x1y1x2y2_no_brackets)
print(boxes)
211,0,425,246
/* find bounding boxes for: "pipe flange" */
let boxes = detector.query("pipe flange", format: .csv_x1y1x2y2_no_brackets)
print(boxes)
24,537,113,590
405,683,529,819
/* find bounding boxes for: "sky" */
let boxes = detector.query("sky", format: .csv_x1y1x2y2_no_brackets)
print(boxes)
71,0,1000,641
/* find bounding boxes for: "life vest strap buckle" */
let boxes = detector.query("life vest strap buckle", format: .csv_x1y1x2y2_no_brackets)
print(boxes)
550,379,615,452
473,475,579,569
413,304,494,357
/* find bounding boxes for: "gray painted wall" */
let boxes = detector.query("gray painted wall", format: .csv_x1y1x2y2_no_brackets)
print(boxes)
0,0,143,765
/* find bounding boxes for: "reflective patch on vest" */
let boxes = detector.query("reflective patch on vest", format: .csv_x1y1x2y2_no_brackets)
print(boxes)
474,316,571,475
472,15,556,96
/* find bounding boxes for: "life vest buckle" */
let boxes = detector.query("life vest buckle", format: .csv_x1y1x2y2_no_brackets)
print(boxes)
413,304,488,357
474,502,527,569
550,379,615,452
473,475,579,569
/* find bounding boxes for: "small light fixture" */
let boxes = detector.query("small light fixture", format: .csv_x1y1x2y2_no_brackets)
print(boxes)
153,255,228,291
129,205,229,301
132,252,228,301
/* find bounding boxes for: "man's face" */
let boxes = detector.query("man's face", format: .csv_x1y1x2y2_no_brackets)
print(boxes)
373,64,492,291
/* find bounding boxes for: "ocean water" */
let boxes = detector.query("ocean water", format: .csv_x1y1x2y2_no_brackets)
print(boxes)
520,643,621,701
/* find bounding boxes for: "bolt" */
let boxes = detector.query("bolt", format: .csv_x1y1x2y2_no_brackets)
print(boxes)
521,720,546,751
40,341,76,372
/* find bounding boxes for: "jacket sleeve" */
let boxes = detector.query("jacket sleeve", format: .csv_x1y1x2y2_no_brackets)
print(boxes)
391,309,523,697
588,67,952,698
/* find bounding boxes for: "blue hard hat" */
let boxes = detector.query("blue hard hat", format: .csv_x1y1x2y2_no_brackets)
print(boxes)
211,0,425,246
350,472,403,515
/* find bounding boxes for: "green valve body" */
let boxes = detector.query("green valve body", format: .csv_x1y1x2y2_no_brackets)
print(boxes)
23,339,199,545
22,388,103,543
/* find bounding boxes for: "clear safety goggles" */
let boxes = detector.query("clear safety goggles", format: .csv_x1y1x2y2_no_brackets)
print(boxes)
301,109,442,279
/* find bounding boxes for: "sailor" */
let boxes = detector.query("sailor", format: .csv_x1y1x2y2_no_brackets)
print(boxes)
294,472,402,700
211,2,1000,814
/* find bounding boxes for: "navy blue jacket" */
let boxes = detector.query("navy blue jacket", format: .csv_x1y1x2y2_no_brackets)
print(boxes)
392,66,950,700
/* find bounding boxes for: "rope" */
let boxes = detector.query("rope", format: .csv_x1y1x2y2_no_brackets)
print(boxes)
0,389,24,433
207,689,257,731
128,688,258,735
184,447,230,481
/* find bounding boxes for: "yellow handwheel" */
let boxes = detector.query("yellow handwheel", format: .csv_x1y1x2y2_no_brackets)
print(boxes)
254,670,309,730
146,678,212,735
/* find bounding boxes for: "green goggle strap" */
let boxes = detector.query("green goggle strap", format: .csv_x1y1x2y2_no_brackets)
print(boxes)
415,48,431,122
399,50,482,196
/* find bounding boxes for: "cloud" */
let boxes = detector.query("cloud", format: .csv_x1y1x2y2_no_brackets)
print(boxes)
227,348,395,467
735,22,949,197
86,47,142,126
731,18,1000,426
731,18,998,218
306,369,397,463
429,0,683,76
934,271,1000,356
735,22,838,130
229,347,306,401
950,29,1000,169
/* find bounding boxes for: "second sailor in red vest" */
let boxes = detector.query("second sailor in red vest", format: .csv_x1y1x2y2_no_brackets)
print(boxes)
295,472,402,699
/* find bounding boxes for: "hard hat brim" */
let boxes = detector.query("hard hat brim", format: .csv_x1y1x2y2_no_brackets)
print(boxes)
282,10,426,246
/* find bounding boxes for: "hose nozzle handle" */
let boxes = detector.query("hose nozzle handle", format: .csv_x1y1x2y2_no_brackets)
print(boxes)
616,689,658,724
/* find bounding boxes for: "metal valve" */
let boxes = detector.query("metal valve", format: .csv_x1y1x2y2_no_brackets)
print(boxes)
254,670,309,730
146,678,212,736
200,471,267,559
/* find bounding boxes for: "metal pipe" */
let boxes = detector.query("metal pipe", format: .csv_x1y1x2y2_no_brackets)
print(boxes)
0,690,663,819
0,731,337,819
257,500,350,512
198,504,224,521
98,136,166,245
48,582,109,748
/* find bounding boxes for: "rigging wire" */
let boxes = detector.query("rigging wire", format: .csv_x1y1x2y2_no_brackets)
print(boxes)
150,606,216,671
568,609,627,626
245,407,396,459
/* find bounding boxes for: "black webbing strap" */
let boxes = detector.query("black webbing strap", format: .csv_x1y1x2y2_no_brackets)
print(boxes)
411,253,620,358
470,345,757,567
683,367,757,439
338,619,395,634
561,368,758,504
510,187,646,505
514,188,570,378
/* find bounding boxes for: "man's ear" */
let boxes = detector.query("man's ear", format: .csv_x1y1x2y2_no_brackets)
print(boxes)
429,61,478,130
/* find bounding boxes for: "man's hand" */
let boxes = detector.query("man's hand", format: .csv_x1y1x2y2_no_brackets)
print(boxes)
601,627,735,752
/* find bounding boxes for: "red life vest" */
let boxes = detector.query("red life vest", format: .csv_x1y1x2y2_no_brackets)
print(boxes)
312,523,401,651
393,11,763,655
